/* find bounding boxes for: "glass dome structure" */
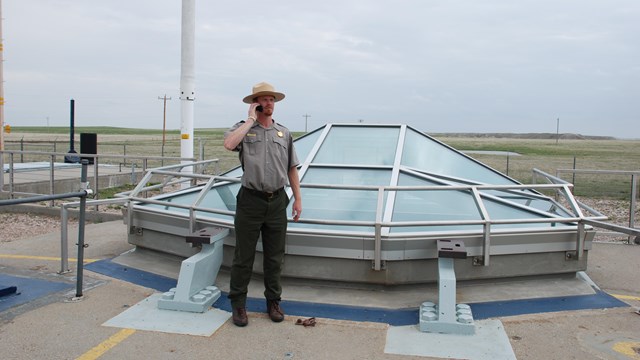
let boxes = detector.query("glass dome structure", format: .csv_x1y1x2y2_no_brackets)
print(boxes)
126,124,593,284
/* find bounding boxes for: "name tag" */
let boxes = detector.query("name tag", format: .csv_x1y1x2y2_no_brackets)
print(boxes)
246,133,256,137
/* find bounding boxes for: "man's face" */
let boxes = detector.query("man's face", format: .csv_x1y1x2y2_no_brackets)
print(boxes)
256,95,276,116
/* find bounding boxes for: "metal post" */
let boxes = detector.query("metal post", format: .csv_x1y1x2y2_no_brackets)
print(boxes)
373,187,384,271
0,0,4,152
60,207,70,274
506,154,510,176
630,174,637,244
49,155,55,206
8,152,13,197
130,163,137,184
572,157,576,187
179,0,196,186
159,94,171,167
0,150,4,191
75,160,89,298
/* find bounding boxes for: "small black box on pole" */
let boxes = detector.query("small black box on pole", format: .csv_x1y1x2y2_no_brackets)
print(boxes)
80,133,97,164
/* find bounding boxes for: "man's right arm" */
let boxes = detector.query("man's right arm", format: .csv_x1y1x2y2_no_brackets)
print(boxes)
223,118,255,151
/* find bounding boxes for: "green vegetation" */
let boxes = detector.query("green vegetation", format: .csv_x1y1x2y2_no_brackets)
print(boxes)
97,183,137,199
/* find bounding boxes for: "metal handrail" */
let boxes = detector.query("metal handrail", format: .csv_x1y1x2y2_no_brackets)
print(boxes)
55,165,612,273
1,149,201,201
122,168,602,269
534,167,639,244
1,160,92,298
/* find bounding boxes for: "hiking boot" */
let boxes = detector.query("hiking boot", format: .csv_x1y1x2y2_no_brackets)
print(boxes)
266,299,285,322
232,307,248,327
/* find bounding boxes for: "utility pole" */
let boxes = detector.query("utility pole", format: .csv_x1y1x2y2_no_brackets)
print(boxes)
158,95,172,162
303,114,311,132
0,0,5,151
556,117,560,145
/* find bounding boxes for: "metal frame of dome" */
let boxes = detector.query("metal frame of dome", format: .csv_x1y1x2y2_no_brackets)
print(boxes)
124,123,597,284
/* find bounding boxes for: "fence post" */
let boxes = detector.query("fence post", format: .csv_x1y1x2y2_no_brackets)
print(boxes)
60,206,70,274
20,137,24,163
0,150,4,191
630,174,638,244
49,155,55,206
506,154,510,176
572,156,576,186
9,152,14,198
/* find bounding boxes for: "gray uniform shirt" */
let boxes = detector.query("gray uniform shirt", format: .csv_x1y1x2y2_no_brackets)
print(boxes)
225,120,300,192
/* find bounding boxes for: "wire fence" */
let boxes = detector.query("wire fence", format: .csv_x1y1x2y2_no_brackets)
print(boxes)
2,138,239,172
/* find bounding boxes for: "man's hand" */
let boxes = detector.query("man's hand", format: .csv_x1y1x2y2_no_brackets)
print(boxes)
292,199,302,222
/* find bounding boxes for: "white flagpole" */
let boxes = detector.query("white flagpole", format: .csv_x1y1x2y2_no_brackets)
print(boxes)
180,0,195,186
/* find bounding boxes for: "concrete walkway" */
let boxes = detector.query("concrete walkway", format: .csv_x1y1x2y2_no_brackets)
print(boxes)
1,220,639,359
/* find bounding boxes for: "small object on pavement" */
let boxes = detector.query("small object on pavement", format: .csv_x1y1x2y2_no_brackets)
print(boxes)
295,317,316,327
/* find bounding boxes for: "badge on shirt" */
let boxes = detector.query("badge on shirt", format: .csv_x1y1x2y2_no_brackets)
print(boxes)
277,131,283,137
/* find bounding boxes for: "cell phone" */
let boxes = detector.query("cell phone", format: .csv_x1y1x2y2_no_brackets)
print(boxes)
256,105,263,112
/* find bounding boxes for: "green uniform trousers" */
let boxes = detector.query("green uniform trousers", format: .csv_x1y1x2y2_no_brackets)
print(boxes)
228,187,289,308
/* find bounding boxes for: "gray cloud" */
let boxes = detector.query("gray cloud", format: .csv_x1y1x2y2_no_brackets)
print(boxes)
4,0,639,138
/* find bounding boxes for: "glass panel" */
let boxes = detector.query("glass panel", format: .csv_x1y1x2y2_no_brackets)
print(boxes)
288,167,392,232
391,173,482,232
483,196,571,229
293,128,324,164
302,167,392,186
141,183,240,222
223,166,243,178
313,126,400,166
401,128,515,185
486,191,573,217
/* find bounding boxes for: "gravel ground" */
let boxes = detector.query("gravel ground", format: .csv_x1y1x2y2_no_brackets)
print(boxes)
0,212,78,243
0,197,637,243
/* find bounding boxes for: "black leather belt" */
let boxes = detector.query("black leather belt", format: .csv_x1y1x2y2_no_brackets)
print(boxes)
242,186,283,199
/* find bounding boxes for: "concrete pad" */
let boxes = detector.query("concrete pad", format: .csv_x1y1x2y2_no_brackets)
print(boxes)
102,293,231,336
385,319,516,359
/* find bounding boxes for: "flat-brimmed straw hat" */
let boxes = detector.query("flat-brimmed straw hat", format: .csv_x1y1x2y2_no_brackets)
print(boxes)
242,82,286,104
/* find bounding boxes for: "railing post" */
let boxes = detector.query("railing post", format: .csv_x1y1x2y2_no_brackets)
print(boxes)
9,152,14,198
576,222,585,259
373,187,384,271
49,155,55,206
630,174,637,244
93,156,99,211
0,150,5,192
60,206,70,274
75,160,89,298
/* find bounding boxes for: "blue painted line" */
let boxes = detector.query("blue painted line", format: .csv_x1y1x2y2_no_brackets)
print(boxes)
0,274,73,313
469,291,628,320
86,258,629,326
85,259,177,292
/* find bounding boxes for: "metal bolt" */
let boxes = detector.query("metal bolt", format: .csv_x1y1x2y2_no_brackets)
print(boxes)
457,314,473,324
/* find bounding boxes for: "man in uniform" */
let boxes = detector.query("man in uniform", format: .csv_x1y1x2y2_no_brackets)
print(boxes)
223,82,302,327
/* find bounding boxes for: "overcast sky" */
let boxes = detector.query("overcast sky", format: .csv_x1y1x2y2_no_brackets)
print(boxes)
4,0,639,138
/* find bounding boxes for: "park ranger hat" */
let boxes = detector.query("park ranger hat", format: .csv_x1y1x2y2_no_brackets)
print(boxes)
243,82,286,104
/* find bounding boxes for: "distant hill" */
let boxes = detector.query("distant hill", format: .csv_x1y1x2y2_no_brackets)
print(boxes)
431,132,616,140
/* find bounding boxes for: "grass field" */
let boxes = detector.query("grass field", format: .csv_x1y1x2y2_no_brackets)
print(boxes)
3,126,640,200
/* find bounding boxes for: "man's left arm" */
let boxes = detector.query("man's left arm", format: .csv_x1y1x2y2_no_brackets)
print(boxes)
288,166,302,222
